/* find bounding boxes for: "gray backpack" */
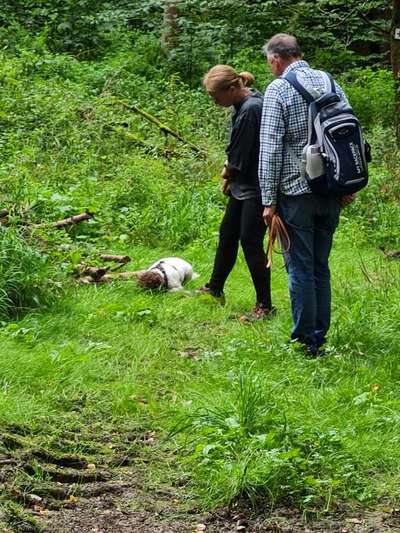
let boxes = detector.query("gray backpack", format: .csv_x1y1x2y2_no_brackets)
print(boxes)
285,70,370,196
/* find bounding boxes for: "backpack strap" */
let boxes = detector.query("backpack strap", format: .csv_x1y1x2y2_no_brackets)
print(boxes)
316,70,336,94
284,71,315,104
284,70,336,102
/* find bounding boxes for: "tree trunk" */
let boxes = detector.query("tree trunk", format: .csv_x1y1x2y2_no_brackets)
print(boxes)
391,0,400,141
161,0,179,54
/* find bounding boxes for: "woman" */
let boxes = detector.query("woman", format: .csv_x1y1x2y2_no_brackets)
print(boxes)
198,65,273,320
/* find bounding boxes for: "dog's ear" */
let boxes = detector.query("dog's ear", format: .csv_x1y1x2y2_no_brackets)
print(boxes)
137,271,163,289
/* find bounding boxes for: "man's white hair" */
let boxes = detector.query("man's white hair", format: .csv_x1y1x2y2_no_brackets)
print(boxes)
262,33,301,60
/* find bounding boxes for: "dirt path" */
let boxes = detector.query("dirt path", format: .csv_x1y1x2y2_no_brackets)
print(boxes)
1,426,400,532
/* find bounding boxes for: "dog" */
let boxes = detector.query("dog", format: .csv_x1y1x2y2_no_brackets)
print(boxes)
136,257,199,291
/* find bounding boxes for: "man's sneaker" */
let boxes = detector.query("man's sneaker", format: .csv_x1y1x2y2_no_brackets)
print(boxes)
240,303,276,323
288,339,325,358
196,284,226,305
304,344,321,358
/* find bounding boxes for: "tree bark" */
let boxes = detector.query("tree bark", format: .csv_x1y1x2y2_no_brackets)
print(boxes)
391,0,400,141
161,1,179,54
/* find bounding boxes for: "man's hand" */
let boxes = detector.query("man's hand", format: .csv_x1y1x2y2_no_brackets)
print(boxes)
221,178,230,196
263,205,276,227
340,194,355,208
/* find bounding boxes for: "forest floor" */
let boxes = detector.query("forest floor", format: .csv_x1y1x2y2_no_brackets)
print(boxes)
2,420,400,532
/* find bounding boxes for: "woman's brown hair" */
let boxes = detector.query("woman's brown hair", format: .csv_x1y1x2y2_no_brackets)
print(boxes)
203,65,255,93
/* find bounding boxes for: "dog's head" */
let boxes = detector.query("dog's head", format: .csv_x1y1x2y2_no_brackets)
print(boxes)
136,270,164,290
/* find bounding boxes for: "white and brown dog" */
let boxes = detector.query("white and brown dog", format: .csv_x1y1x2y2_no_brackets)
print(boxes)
136,257,199,291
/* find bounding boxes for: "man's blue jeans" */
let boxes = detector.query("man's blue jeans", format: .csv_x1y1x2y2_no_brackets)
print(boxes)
278,193,340,349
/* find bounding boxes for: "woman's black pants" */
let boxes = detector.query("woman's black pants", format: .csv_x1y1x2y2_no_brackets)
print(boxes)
208,195,271,307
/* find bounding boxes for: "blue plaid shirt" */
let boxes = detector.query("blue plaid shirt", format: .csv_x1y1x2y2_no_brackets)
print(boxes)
258,60,347,206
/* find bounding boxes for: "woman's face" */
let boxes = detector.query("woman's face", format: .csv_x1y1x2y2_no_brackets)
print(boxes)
207,85,236,108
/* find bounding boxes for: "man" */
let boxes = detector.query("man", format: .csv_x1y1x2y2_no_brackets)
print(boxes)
258,33,353,356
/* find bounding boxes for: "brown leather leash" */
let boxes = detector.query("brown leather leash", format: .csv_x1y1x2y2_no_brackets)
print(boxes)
266,214,291,268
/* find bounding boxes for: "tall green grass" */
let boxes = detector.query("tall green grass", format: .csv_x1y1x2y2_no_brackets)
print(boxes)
0,227,56,318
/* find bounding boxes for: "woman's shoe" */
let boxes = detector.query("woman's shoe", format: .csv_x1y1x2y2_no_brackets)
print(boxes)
239,303,276,323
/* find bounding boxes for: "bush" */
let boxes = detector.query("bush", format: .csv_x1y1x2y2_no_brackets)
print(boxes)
0,227,57,318
0,2,131,59
339,68,395,129
341,125,400,250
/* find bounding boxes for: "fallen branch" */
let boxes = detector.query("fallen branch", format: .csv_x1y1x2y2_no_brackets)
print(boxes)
78,270,145,284
77,265,110,282
31,211,93,229
118,271,144,280
105,98,204,155
106,125,169,156
100,254,131,264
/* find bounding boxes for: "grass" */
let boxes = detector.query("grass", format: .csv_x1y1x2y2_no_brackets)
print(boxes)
0,38,400,522
0,230,399,513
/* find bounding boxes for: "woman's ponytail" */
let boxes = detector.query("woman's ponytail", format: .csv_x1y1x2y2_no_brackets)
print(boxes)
239,71,255,87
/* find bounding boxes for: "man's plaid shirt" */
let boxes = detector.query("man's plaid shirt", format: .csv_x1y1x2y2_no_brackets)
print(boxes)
258,60,347,206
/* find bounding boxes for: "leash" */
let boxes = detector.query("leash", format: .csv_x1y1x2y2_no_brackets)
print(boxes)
266,214,291,268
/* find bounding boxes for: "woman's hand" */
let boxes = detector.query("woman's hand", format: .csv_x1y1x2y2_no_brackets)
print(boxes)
220,164,230,180
221,178,230,196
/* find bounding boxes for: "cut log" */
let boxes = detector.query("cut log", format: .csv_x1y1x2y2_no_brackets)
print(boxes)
96,274,115,282
31,211,93,229
78,265,109,282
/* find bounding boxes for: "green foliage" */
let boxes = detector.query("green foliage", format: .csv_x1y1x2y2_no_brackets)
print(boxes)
170,366,371,508
126,0,390,83
340,69,395,129
1,0,389,79
1,238,399,512
0,227,57,318
340,125,400,251
0,0,131,59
